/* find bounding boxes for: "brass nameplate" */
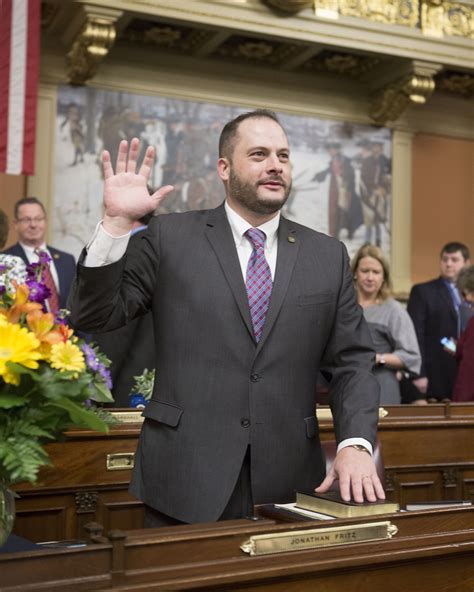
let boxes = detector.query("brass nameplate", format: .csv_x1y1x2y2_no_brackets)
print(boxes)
106,453,135,470
316,407,388,421
240,521,398,556
109,411,144,424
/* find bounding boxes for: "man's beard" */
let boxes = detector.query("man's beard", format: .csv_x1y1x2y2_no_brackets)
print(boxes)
228,169,292,215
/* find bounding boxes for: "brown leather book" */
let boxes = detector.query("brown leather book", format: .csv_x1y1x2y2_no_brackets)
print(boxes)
295,491,399,518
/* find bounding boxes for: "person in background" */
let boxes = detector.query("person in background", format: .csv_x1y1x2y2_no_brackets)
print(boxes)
451,265,474,402
352,244,422,405
407,242,470,402
1,197,76,313
92,213,155,407
69,109,384,528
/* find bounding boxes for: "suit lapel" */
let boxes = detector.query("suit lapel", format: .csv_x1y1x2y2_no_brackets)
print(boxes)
256,216,299,352
11,243,29,266
205,205,254,339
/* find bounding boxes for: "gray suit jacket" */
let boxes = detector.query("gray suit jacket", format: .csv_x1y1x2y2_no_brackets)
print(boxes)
69,204,379,523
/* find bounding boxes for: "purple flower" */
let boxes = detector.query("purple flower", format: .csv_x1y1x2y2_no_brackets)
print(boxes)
26,279,51,304
55,311,68,325
37,250,52,265
81,343,100,371
98,364,113,389
26,262,41,278
0,264,7,274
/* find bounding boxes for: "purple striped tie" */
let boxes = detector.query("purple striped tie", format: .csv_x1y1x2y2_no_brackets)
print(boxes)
245,228,273,342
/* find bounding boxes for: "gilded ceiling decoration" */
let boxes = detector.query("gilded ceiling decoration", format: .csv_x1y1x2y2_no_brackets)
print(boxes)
40,0,473,120
265,0,474,38
213,35,303,65
338,0,419,28
302,50,380,77
266,0,313,11
437,71,474,97
66,15,118,85
121,19,213,52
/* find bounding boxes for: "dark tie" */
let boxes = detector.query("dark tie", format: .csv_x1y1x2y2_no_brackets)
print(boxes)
36,249,59,313
245,228,273,342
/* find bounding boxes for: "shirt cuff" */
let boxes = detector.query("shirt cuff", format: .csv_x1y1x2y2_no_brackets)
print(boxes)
84,221,131,267
337,438,373,455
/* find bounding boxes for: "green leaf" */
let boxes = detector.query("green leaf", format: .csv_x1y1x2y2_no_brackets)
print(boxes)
89,382,114,403
47,398,109,433
0,394,28,409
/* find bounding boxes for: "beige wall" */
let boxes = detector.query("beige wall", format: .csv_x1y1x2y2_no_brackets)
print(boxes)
0,173,26,249
411,134,474,285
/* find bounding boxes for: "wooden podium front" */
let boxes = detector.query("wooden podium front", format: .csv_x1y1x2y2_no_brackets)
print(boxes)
12,403,474,543
1,506,474,591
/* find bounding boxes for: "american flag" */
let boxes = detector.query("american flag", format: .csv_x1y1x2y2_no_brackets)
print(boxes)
0,0,40,175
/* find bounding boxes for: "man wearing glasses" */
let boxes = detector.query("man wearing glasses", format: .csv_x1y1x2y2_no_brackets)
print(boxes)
1,197,76,313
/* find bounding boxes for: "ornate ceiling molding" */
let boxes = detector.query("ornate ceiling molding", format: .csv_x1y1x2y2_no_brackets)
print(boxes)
421,0,474,39
338,0,419,28
65,6,123,85
266,0,313,11
437,71,474,97
264,0,474,39
370,60,442,124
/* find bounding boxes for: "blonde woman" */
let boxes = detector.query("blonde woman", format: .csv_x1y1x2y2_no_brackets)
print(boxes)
352,244,421,404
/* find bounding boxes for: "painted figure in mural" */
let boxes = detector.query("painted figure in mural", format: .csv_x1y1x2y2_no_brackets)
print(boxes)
313,142,363,240
60,103,85,167
97,105,124,170
355,139,391,247
162,116,185,187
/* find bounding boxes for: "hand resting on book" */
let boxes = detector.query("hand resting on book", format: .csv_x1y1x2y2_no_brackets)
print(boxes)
315,446,386,504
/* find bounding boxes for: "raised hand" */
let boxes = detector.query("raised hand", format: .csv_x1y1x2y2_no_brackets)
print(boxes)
102,138,174,236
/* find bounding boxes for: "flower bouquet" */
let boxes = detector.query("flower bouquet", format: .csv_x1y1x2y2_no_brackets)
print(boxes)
0,252,114,487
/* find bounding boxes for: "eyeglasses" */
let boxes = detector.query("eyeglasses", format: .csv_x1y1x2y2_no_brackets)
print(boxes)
16,216,46,224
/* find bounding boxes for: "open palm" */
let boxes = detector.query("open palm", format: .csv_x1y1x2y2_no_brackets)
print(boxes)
103,138,174,223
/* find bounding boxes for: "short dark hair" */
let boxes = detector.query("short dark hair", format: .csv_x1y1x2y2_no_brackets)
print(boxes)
457,265,474,295
440,242,470,261
14,197,46,220
218,109,285,160
0,209,9,249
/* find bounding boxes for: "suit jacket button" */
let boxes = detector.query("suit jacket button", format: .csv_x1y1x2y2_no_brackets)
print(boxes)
240,418,250,428
250,373,261,382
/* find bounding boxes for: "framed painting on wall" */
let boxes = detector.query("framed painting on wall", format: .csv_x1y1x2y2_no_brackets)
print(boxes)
53,85,392,261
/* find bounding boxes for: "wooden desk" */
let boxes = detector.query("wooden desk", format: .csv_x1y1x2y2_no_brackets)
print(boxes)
12,403,474,542
319,403,474,507
2,507,474,591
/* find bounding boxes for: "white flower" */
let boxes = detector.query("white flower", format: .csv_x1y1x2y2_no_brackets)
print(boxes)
0,254,27,292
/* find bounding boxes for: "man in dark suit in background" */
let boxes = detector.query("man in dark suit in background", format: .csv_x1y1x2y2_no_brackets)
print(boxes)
69,110,384,527
2,197,76,312
407,242,470,401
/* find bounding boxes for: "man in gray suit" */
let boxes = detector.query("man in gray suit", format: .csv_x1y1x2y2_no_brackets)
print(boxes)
69,110,384,527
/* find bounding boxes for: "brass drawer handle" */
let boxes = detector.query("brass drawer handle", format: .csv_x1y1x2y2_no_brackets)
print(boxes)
106,453,135,470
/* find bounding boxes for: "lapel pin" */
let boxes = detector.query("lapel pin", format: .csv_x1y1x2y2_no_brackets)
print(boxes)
53,254,60,259
287,236,296,243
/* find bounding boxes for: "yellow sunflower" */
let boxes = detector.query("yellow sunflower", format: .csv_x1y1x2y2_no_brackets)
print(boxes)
0,319,42,385
49,341,85,376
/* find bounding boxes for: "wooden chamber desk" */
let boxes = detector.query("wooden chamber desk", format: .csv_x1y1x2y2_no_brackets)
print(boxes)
2,506,474,591
12,403,474,543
